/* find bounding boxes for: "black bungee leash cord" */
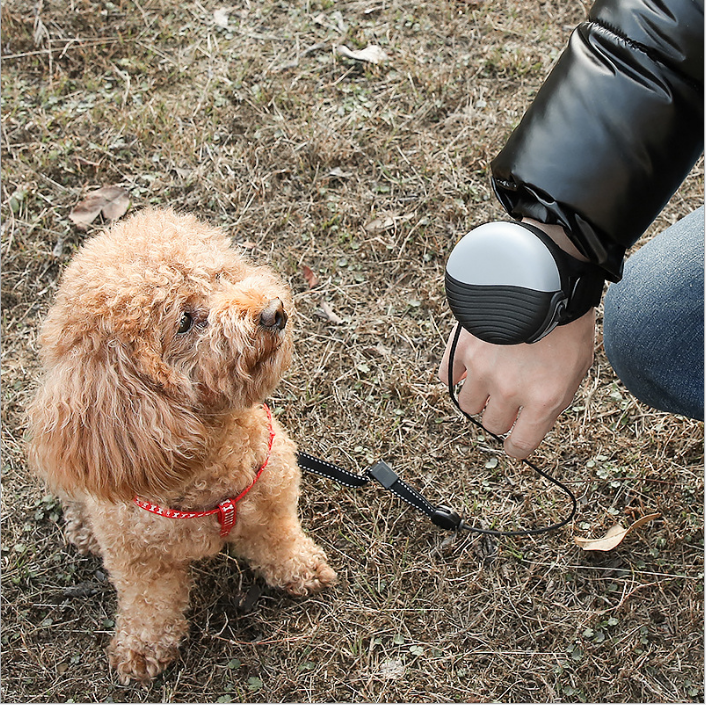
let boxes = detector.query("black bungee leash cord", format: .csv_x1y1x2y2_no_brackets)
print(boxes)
442,322,577,536
296,322,577,537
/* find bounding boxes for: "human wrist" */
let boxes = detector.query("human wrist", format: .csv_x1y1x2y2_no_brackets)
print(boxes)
520,218,603,324
522,217,589,262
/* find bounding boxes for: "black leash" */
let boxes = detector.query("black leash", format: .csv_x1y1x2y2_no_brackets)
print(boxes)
298,451,463,530
297,323,577,537
443,323,577,536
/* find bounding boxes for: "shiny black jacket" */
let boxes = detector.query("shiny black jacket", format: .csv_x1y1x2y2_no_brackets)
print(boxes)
490,0,704,281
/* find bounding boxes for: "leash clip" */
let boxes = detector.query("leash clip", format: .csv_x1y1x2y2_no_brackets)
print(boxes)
367,460,398,488
430,505,463,531
368,461,464,532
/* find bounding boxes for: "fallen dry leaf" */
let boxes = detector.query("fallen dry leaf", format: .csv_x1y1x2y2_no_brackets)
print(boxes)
336,44,389,64
327,167,354,179
69,186,130,229
379,658,405,680
365,216,396,233
319,301,343,325
301,265,319,289
575,513,661,552
364,212,414,233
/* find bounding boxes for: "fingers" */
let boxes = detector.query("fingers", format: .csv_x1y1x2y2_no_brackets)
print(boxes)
457,379,489,417
503,410,556,459
438,312,595,459
454,366,560,458
503,394,572,458
478,397,520,436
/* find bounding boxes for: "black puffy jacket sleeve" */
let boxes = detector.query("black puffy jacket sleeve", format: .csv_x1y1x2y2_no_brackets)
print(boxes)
490,0,704,281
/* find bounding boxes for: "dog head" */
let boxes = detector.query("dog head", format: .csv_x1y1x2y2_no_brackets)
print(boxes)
27,208,294,502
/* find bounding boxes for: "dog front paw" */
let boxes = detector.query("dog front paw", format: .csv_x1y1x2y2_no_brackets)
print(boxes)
284,557,337,597
109,634,178,685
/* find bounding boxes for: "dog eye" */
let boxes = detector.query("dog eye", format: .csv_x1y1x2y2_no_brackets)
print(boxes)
177,312,193,334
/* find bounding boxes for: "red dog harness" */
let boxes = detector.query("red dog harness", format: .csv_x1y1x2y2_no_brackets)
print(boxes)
134,404,275,537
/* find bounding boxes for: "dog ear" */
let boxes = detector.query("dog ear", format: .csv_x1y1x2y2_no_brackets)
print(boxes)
27,340,208,503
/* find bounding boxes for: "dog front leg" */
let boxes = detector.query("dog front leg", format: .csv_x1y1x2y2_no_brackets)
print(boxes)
231,509,337,597
62,498,102,556
105,559,192,685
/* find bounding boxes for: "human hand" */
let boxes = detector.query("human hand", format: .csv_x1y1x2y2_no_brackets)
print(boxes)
438,309,595,459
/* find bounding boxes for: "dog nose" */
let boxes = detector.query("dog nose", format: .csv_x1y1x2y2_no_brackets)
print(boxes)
259,298,287,331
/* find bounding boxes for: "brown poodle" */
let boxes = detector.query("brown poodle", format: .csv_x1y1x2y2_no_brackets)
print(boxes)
27,208,336,684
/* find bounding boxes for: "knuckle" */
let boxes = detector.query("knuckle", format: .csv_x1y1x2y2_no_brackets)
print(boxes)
505,436,536,459
462,400,486,417
538,395,571,419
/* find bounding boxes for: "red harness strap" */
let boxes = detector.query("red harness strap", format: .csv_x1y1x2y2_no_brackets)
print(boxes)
134,404,275,537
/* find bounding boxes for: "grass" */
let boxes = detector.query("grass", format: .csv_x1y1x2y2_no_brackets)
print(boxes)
1,0,703,702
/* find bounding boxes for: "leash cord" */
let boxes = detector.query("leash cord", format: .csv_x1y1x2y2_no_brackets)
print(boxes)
446,323,577,536
297,325,578,537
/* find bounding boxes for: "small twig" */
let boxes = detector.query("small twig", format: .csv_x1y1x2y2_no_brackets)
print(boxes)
2,39,120,61
33,0,52,85
594,581,661,616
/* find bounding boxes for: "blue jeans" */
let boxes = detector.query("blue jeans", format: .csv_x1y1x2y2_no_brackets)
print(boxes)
603,207,704,420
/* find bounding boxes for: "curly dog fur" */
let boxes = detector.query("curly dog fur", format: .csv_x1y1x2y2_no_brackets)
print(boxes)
27,208,336,684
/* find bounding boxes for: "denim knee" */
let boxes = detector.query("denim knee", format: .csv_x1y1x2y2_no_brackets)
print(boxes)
603,208,704,420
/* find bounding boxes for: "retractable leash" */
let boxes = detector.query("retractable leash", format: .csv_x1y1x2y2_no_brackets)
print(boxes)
298,221,604,537
444,221,604,345
297,325,576,536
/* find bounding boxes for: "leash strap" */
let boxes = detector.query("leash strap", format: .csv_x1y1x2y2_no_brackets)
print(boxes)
298,324,577,536
297,452,370,488
297,454,464,531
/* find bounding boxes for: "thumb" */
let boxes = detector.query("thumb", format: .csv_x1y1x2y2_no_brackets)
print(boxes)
438,325,467,386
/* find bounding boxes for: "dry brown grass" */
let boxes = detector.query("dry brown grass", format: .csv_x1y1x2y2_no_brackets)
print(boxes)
1,0,703,702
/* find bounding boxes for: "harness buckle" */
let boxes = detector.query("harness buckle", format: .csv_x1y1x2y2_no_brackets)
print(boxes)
217,498,237,537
